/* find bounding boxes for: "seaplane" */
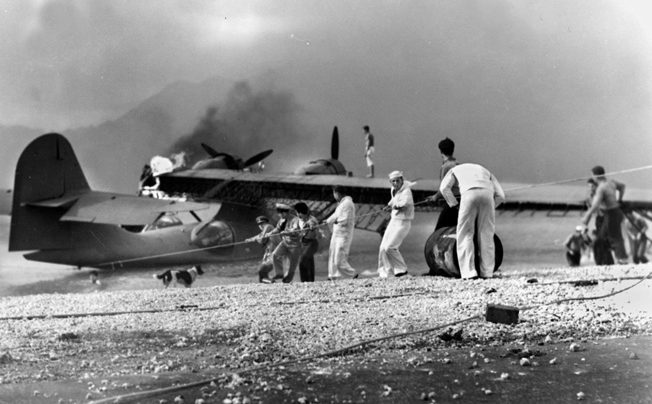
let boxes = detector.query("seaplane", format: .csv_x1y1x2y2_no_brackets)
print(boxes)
9,132,652,279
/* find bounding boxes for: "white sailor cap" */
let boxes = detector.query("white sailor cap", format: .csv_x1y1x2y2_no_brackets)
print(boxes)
388,170,403,180
275,203,291,211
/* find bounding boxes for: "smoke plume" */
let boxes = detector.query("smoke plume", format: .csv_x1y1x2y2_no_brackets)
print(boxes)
169,81,305,168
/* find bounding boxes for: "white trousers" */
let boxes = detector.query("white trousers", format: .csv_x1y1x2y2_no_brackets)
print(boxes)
378,218,411,278
328,235,356,278
457,188,495,279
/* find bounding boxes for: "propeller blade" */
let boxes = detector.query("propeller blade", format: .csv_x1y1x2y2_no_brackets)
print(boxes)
243,149,274,168
331,126,339,160
201,143,221,158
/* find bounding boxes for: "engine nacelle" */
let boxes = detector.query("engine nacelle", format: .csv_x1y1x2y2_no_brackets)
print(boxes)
190,220,235,249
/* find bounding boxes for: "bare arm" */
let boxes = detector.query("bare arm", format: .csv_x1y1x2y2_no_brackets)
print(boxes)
615,180,625,202
581,189,602,225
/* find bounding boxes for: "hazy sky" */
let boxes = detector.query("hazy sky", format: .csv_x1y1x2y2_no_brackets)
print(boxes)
1,0,651,188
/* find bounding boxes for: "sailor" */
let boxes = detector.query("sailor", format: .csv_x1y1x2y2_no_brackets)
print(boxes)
564,225,592,267
624,211,648,264
325,186,358,279
270,203,303,283
377,171,415,278
245,215,281,283
295,202,320,282
426,137,460,230
440,163,505,279
580,165,628,265
586,178,612,265
138,164,161,197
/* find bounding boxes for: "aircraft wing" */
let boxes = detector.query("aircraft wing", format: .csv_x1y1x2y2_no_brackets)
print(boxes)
160,169,652,232
28,191,210,225
160,169,609,210
161,169,438,206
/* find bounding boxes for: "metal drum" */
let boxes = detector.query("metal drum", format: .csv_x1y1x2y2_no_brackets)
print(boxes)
424,226,503,277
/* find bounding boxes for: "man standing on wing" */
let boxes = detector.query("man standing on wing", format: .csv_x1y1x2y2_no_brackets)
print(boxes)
440,163,505,279
363,125,375,178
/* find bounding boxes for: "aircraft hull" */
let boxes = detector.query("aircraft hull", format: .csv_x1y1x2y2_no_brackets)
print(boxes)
21,221,262,269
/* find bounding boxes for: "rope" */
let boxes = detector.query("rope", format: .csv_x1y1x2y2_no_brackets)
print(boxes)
519,271,651,311
531,275,650,286
89,314,483,404
1,273,646,321
93,200,397,268
37,164,652,268
0,292,435,322
502,165,652,192
89,271,651,404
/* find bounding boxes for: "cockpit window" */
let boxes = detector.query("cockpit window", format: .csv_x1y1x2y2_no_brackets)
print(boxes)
148,212,183,230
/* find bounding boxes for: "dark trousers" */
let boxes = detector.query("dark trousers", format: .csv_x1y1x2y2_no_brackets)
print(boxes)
272,242,303,283
258,261,274,282
593,238,614,265
566,250,581,267
598,208,627,261
631,235,648,264
435,204,459,230
299,239,319,282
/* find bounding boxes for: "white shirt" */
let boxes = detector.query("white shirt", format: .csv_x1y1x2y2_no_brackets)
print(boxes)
440,163,505,207
388,183,415,220
326,196,356,237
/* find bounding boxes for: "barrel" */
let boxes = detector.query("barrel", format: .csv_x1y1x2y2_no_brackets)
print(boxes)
423,226,503,278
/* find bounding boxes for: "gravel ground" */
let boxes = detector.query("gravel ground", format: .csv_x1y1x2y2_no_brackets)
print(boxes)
0,265,650,402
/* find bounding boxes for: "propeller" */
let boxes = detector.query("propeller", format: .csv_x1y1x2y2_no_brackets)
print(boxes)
200,142,273,170
200,143,220,158
243,149,274,168
331,126,339,160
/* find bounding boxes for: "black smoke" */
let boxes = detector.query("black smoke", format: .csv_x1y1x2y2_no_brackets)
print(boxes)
169,81,305,167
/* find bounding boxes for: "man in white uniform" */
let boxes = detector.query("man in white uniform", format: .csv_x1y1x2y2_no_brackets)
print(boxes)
325,186,358,279
440,163,505,279
378,171,415,278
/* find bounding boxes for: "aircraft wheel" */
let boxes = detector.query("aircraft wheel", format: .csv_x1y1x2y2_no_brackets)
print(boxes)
424,226,503,277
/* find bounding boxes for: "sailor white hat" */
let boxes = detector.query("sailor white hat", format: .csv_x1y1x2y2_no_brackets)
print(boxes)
275,203,291,211
388,170,403,180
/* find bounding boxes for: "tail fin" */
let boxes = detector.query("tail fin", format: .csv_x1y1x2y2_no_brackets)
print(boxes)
9,133,90,251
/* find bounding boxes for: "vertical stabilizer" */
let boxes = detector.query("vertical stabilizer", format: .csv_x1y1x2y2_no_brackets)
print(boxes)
9,133,90,251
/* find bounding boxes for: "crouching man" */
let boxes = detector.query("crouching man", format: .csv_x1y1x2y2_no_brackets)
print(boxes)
270,203,303,283
245,215,280,283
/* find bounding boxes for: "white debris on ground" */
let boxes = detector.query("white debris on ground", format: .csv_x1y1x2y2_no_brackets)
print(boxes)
0,265,649,384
